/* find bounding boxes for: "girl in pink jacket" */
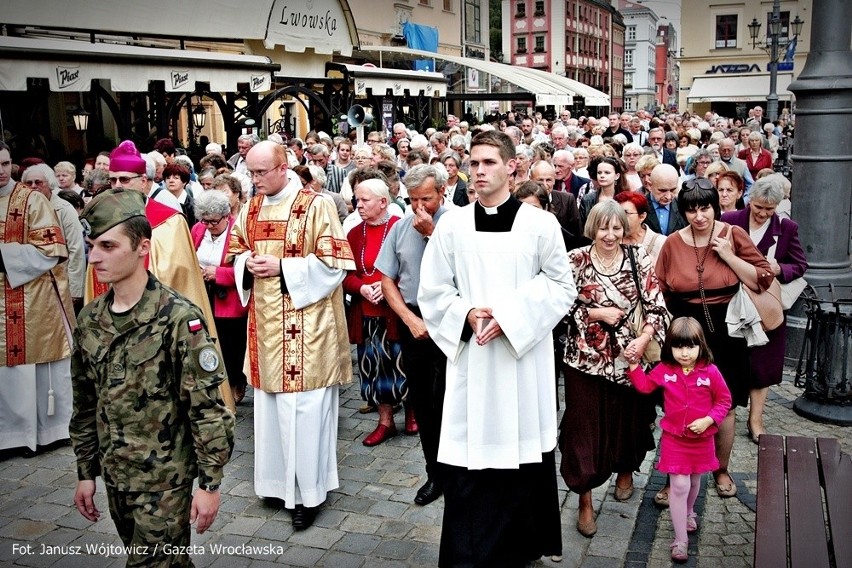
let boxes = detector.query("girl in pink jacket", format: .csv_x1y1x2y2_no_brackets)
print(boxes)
627,317,732,563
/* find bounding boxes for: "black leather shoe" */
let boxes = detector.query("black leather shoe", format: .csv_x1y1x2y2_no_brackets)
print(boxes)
291,505,318,530
414,479,442,505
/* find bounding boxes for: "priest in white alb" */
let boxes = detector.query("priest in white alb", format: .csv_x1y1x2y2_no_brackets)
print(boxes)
418,130,577,567
228,141,355,531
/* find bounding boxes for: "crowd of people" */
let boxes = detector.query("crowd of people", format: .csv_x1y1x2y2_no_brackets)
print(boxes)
0,102,808,566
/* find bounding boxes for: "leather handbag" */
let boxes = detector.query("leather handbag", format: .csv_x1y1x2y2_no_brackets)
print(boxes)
766,238,807,310
743,279,784,331
724,224,784,331
626,246,662,364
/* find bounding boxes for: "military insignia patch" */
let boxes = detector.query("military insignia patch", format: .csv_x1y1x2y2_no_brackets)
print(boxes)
188,319,203,333
198,347,220,372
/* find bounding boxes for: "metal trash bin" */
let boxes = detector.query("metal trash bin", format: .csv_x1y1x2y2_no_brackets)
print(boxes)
793,285,852,426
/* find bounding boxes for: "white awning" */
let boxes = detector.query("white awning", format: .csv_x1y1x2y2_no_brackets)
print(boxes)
360,46,611,107
687,73,794,103
0,36,279,93
0,0,358,57
336,64,447,98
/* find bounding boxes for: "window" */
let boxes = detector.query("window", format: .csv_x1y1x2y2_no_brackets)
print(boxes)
535,35,545,52
516,0,525,17
534,0,544,16
627,26,636,41
624,72,633,88
625,97,633,111
517,37,527,53
443,0,453,11
465,0,481,42
419,0,430,5
715,14,738,48
625,49,634,66
766,11,791,44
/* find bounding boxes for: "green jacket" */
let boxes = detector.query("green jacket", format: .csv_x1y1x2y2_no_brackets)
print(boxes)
71,274,234,492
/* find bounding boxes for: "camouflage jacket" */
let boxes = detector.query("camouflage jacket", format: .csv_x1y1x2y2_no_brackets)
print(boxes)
70,274,234,492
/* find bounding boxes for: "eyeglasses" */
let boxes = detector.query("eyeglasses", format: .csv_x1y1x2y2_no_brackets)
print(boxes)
108,175,141,185
24,179,46,186
247,165,280,179
200,217,226,226
682,178,715,192
697,161,712,166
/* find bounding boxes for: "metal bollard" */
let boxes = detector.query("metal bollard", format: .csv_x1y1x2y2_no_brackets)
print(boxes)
793,285,852,426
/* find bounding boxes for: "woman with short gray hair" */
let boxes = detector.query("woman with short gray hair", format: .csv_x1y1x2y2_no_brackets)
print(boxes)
720,174,807,444
191,188,249,403
54,161,83,194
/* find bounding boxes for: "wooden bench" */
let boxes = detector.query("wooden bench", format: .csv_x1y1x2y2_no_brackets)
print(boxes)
755,435,852,568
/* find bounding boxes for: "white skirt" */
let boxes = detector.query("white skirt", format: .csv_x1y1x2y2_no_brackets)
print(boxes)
253,386,339,508
0,359,72,451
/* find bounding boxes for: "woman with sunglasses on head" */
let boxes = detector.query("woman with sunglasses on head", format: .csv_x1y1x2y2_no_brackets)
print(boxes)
578,156,632,229
654,178,773,501
191,190,249,404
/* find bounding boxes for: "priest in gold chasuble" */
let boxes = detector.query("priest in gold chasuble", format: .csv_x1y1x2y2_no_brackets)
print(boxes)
228,141,354,528
0,142,76,453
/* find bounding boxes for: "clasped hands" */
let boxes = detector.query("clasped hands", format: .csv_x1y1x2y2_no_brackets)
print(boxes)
246,252,281,279
360,282,384,305
467,307,503,346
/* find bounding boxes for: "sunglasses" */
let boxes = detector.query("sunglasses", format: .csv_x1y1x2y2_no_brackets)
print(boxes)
108,175,141,185
682,178,715,192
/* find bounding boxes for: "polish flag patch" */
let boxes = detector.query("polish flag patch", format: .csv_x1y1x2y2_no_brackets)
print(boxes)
188,319,203,333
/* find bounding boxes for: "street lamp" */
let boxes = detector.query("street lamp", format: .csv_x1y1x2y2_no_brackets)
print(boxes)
748,0,805,122
191,99,206,131
72,107,90,132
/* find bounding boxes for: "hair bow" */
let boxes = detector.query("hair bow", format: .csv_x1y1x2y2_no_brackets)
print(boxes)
696,377,710,387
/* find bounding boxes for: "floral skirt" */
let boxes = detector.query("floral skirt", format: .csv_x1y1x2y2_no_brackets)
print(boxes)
356,317,408,406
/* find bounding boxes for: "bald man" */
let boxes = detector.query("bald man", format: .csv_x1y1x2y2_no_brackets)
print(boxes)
644,164,686,236
530,160,580,238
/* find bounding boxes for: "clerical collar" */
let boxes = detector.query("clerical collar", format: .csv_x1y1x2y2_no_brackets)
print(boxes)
479,193,512,215
474,194,521,232
0,178,15,197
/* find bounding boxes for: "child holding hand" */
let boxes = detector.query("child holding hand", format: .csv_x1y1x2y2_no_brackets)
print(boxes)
627,317,732,563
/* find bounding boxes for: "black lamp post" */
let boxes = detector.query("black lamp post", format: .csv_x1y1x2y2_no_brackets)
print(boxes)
191,100,207,133
748,0,805,122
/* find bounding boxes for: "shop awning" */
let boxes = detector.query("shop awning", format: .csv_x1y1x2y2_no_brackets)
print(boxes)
0,36,280,92
687,73,794,103
335,64,447,98
359,46,611,107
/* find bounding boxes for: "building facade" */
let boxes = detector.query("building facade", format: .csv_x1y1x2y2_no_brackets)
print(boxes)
678,0,812,119
655,22,679,112
502,0,622,114
621,4,659,112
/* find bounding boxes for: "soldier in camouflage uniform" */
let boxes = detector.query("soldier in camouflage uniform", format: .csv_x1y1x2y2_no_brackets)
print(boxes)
70,189,234,568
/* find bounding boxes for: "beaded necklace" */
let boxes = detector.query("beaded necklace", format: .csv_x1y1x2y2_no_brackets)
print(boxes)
691,221,716,333
360,215,391,277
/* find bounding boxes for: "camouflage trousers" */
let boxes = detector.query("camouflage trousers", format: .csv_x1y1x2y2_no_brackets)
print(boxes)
106,485,194,568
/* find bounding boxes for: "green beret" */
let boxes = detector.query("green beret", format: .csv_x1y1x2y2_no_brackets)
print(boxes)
80,188,147,239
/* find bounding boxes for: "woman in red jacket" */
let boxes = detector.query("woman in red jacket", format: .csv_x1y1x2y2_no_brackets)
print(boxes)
737,131,773,181
192,190,249,403
343,178,412,446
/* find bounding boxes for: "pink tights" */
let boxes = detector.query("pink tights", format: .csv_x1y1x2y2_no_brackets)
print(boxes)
669,473,702,543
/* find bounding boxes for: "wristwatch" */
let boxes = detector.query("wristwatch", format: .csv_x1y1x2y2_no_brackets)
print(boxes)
199,484,220,493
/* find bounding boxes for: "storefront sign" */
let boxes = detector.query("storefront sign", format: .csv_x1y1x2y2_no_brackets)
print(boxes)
265,0,352,56
170,70,191,91
250,74,271,93
705,64,762,74
55,65,81,90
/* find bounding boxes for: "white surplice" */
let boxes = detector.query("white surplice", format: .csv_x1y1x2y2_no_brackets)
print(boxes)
417,203,577,470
